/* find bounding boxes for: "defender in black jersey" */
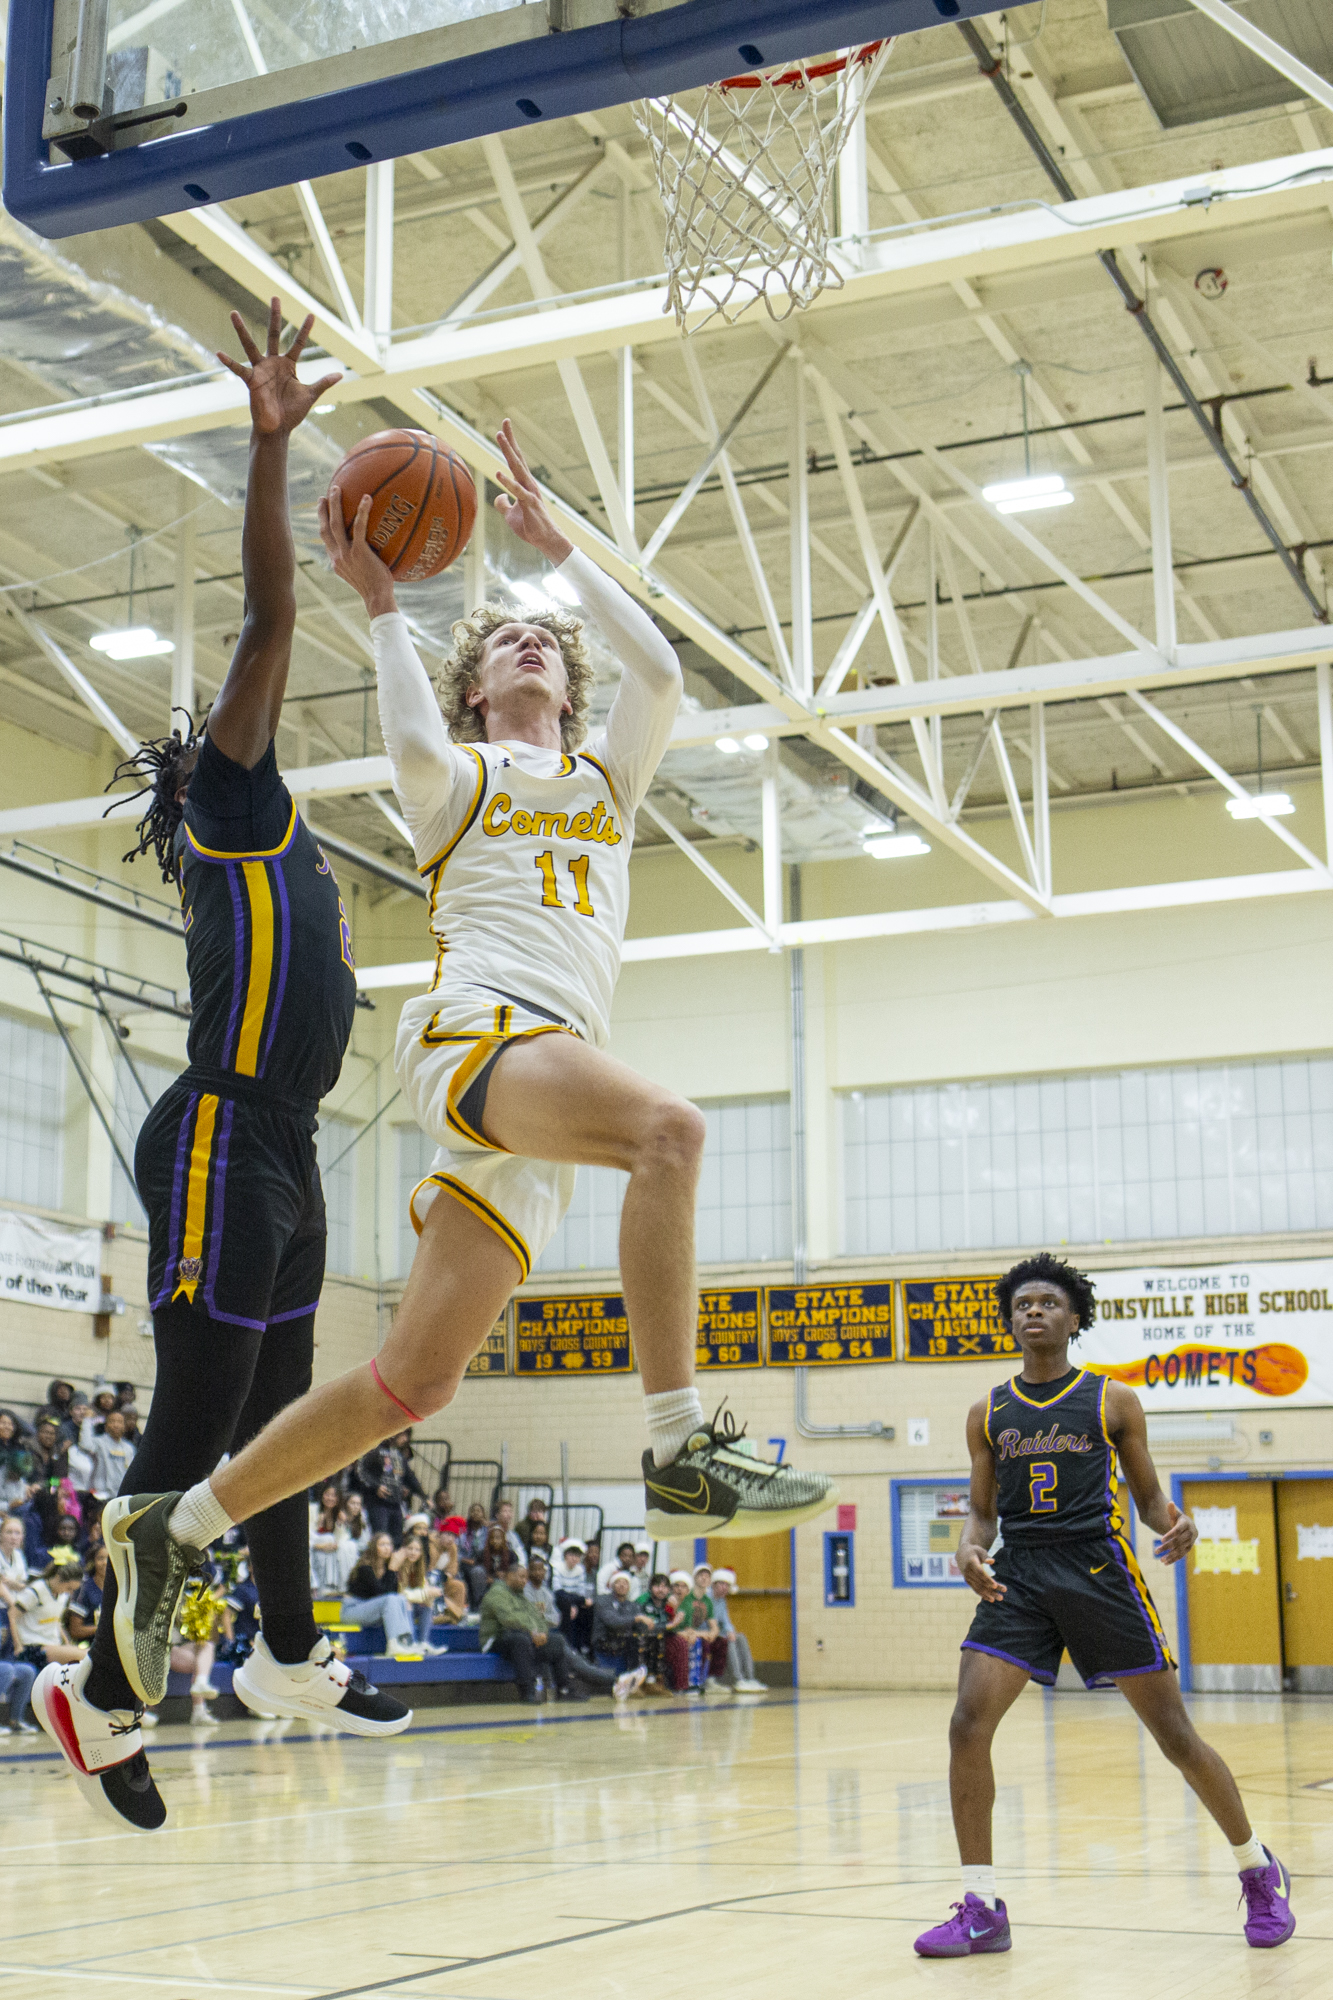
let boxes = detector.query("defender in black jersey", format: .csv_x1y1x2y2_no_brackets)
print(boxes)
31,304,408,1832
914,1252,1294,1959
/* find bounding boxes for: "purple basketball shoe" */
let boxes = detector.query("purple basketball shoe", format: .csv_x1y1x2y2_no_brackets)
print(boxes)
914,1893,1012,1956
1239,1849,1295,1948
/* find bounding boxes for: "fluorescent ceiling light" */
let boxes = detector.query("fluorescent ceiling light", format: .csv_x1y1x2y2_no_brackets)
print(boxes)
89,626,174,660
509,578,549,609
314,404,337,414
715,736,741,754
864,832,931,859
1226,791,1294,819
741,733,769,752
982,473,1074,515
545,570,579,606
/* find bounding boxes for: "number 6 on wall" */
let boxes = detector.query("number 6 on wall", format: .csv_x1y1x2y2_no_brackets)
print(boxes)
1029,1461,1058,1513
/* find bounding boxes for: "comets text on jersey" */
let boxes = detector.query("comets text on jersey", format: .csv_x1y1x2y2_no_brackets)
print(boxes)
481,794,621,845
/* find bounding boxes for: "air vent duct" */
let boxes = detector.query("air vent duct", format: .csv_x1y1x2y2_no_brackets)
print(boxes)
1109,0,1333,128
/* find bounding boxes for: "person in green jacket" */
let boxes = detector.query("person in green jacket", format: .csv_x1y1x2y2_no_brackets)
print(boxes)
480,1560,644,1703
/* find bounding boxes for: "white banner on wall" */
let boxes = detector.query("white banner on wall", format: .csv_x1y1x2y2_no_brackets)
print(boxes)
1080,1257,1333,1410
0,1208,102,1313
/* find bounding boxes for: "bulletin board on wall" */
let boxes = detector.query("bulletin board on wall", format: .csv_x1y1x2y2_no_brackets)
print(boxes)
891,1479,973,1587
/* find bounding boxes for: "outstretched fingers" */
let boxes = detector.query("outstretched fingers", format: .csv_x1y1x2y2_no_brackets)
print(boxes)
318,488,350,566
284,310,316,366
266,295,283,356
496,418,540,496
228,309,263,367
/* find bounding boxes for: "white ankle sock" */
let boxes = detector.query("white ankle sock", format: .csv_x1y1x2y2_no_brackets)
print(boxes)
168,1479,236,1551
645,1387,705,1468
961,1865,997,1910
1231,1834,1267,1873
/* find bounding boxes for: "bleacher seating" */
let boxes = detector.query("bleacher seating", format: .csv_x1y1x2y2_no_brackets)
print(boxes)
164,1620,514,1702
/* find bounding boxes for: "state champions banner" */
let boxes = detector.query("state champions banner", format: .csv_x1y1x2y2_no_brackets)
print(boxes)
514,1293,634,1375
1079,1257,1333,1410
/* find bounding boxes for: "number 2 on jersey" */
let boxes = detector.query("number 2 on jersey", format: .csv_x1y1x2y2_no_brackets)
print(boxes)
1028,1461,1058,1513
535,850,595,917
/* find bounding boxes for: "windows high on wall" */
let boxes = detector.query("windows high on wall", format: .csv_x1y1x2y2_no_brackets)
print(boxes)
842,1056,1333,1256
0,1010,64,1211
535,1094,792,1275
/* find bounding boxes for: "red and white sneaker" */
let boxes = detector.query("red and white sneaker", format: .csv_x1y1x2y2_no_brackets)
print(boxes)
233,1635,412,1735
32,1657,166,1831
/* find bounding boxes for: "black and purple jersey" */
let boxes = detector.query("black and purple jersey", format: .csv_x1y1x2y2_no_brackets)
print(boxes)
984,1367,1123,1545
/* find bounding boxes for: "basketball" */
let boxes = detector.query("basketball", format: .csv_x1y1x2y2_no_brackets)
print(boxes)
330,428,476,579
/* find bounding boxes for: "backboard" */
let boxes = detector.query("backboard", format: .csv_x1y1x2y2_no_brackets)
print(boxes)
6,0,992,238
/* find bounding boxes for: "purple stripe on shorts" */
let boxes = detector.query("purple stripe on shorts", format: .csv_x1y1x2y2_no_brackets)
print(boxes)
961,1639,1057,1685
258,861,291,1078
1084,1660,1171,1687
267,1301,320,1324
222,865,247,1066
201,1097,234,1318
151,1092,198,1310
1108,1533,1167,1669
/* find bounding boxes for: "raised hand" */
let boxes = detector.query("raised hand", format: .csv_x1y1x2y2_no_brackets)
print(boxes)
219,297,341,438
493,418,573,565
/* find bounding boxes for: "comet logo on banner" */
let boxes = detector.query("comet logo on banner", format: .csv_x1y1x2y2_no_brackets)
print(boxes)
1079,1257,1333,1410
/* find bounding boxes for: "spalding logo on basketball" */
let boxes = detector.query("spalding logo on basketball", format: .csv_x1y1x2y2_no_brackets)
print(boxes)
331,428,477,579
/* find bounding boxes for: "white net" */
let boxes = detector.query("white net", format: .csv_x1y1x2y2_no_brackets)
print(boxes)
632,40,895,334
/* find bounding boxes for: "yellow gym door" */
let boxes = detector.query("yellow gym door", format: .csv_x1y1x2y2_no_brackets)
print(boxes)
1183,1480,1282,1692
1276,1479,1333,1694
706,1531,793,1684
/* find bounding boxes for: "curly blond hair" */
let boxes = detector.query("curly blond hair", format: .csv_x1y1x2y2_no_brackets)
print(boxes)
436,603,595,752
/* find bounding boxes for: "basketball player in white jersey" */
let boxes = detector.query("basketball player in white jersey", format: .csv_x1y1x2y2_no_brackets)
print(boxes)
100,422,835,1720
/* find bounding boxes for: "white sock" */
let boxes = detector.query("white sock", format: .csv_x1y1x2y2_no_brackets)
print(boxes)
961,1865,997,1911
645,1387,706,1467
1231,1835,1267,1873
168,1479,236,1551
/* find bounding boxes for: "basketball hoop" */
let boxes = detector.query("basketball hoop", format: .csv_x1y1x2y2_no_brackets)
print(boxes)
632,40,896,334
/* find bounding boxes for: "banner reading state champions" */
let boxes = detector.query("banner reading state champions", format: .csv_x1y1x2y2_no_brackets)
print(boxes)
515,1294,634,1375
766,1283,895,1366
1079,1257,1333,1410
696,1289,761,1369
904,1275,1018,1360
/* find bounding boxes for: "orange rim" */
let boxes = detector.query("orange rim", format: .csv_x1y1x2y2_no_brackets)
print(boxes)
718,40,886,92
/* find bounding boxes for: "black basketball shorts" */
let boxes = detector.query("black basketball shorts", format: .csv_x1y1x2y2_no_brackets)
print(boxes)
137,1074,326,1333
962,1533,1176,1688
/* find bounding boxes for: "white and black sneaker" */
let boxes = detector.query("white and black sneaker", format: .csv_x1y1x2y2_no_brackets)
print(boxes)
233,1635,412,1736
643,1404,837,1539
32,1657,166,1831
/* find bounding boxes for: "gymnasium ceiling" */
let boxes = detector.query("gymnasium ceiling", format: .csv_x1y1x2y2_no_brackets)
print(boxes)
0,0,1330,935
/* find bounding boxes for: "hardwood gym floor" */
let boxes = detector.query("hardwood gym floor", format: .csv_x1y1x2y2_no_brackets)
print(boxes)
2,1685,1328,1998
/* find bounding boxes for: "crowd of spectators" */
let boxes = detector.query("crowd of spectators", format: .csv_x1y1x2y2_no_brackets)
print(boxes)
0,1384,770,1721
0,1378,147,1732
304,1464,770,1701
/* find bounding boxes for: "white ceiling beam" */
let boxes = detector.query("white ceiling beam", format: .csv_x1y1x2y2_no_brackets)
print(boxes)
1125,690,1331,878
8,148,1333,480
353,865,1330,985
481,133,639,561
10,620,1331,839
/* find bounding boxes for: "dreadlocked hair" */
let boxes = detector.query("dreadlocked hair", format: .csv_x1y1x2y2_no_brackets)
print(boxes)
106,708,206,883
997,1252,1097,1335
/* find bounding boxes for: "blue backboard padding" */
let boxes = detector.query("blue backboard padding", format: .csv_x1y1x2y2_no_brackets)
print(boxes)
7,0,993,239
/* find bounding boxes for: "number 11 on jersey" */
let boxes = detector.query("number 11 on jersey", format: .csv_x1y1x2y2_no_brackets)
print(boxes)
535,850,595,917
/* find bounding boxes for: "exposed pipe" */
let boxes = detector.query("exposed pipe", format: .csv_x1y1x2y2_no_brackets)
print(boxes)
958,20,1327,626
787,866,894,1443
